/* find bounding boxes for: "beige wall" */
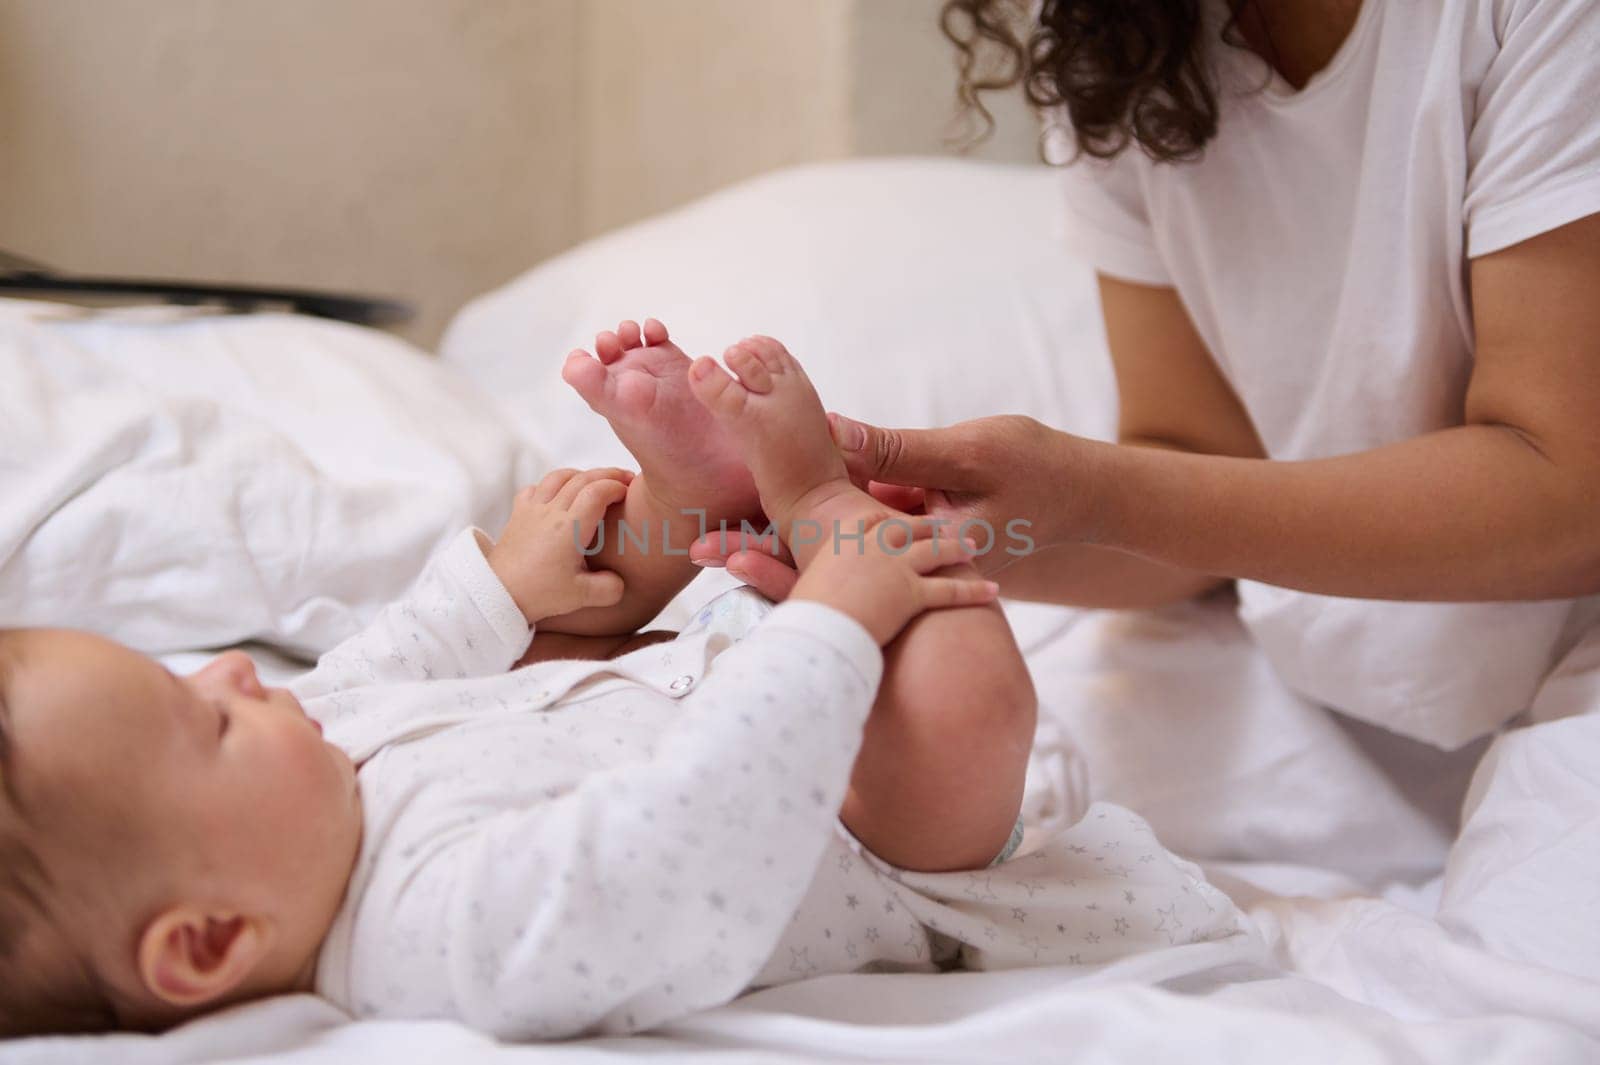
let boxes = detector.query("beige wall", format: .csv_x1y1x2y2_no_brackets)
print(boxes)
575,0,856,237
850,1,1039,161
0,0,1038,348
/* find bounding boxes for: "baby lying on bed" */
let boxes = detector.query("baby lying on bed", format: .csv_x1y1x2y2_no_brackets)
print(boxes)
0,320,1245,1040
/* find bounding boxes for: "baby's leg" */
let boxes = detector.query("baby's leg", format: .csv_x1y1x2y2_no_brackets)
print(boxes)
843,595,1036,872
690,336,1035,873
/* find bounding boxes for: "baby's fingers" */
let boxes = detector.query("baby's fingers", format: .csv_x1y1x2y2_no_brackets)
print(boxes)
897,536,982,574
555,467,635,508
579,569,625,608
917,575,1000,610
570,478,631,545
530,467,581,504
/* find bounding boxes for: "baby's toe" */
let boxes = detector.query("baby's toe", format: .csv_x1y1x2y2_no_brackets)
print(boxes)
594,330,624,365
689,356,748,418
617,319,643,350
562,351,610,408
642,317,670,346
724,342,774,394
743,335,796,375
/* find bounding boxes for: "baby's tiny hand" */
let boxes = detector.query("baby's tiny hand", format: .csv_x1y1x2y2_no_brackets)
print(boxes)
789,519,998,645
487,468,633,624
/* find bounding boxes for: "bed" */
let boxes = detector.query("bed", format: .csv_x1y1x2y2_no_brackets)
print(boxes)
3,159,1596,1064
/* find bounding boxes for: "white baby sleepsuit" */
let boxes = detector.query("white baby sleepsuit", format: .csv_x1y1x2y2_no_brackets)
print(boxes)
301,530,1251,1039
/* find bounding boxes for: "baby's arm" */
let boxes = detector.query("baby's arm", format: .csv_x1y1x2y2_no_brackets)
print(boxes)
293,469,629,700
290,528,533,700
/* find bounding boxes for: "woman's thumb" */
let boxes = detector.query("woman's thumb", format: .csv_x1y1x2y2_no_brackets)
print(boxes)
828,413,957,488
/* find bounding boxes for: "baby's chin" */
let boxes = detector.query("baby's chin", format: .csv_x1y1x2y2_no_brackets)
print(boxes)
314,732,357,792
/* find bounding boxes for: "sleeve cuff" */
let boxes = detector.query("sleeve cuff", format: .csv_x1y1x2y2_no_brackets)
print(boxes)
443,527,534,660
1468,175,1600,258
1060,210,1173,286
759,599,884,693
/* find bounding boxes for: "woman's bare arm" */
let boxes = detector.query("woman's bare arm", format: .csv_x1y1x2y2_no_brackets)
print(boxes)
1074,213,1600,600
990,275,1263,607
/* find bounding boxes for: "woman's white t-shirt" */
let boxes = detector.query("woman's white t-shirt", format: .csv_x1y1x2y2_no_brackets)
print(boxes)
1056,0,1600,747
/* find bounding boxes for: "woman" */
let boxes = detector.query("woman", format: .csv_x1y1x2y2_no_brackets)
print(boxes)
697,0,1600,985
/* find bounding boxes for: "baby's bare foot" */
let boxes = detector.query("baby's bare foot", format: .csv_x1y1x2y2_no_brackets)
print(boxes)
562,318,759,521
687,336,893,568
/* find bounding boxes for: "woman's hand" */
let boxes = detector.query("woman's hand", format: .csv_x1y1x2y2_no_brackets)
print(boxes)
487,468,633,624
826,413,1095,574
688,527,801,601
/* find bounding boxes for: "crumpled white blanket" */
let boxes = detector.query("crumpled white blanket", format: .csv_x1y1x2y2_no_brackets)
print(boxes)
0,299,538,657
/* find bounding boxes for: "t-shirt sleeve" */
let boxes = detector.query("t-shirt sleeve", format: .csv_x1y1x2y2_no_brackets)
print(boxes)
1463,0,1600,257
1055,134,1173,286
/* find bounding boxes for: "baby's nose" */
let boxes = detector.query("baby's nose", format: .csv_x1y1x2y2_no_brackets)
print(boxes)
214,650,265,698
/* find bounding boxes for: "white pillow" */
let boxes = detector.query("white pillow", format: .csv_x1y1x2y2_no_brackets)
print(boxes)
0,300,537,656
440,157,1119,472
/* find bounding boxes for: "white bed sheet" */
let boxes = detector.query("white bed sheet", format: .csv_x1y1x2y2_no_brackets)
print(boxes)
6,886,1596,1064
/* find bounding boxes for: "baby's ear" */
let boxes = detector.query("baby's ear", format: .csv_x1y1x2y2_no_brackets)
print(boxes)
136,906,270,1008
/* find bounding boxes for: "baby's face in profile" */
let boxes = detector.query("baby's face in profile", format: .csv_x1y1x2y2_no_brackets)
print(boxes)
0,630,362,1020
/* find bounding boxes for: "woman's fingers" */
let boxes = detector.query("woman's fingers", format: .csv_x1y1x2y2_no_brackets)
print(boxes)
685,529,799,600
828,413,969,489
867,481,926,513
917,575,1000,610
726,550,800,601
688,528,794,567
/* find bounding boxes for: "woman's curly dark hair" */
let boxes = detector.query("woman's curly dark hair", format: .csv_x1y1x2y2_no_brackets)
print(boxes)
941,0,1258,163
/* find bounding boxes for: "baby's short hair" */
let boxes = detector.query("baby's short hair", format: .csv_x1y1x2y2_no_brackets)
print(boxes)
0,630,119,1036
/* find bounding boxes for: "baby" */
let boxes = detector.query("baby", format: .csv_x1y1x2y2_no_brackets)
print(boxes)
0,322,1246,1040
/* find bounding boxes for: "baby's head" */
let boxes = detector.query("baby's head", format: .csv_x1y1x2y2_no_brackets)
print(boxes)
0,629,361,1036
